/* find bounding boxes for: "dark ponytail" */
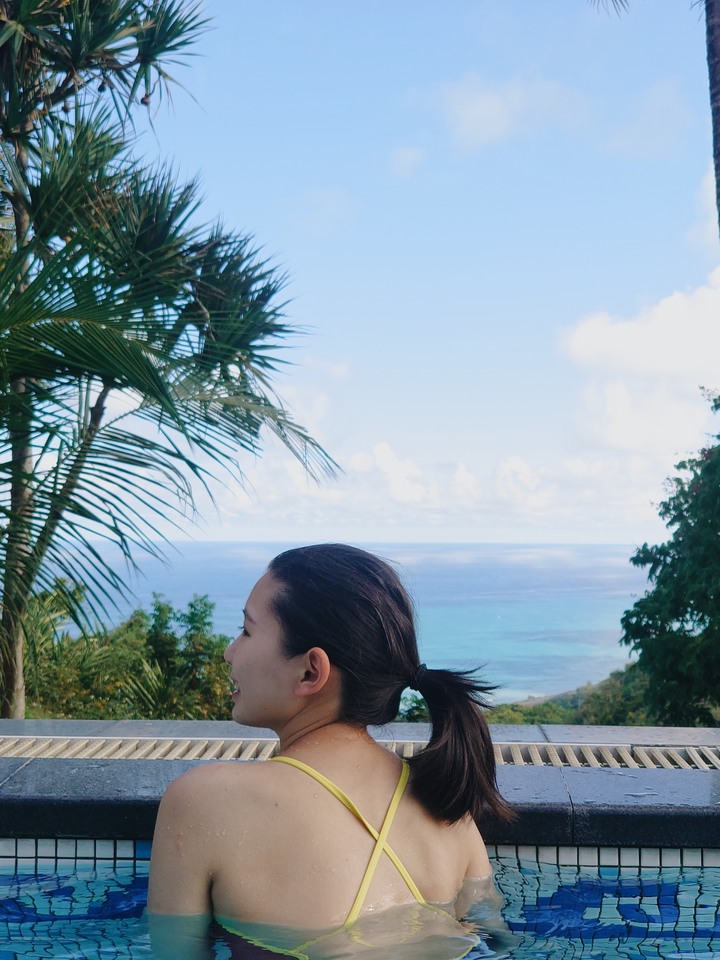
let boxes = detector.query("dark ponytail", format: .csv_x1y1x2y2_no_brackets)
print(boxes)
267,543,513,825
408,667,514,824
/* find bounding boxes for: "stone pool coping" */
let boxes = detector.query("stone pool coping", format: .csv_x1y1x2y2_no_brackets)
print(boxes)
1,719,719,848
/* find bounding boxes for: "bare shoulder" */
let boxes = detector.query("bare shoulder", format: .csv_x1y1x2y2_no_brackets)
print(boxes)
163,760,254,790
159,759,277,812
154,763,236,843
149,761,278,915
455,815,492,880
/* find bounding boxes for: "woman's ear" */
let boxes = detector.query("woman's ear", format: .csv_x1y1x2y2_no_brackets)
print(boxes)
295,646,332,697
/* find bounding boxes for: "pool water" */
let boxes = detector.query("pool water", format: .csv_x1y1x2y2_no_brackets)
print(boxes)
1,857,719,959
0,860,150,958
492,858,720,958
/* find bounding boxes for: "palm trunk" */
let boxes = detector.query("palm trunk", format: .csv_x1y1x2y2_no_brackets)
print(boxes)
705,0,720,240
0,379,113,719
1,142,34,719
0,380,33,718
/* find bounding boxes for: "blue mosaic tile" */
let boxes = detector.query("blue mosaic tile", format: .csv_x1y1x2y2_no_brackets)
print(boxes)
134,840,152,861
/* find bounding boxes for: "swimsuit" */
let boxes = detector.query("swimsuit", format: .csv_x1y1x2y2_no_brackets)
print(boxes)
269,756,424,924
217,757,480,959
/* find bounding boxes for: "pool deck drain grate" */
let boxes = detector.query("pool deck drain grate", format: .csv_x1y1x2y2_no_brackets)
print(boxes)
1,736,719,769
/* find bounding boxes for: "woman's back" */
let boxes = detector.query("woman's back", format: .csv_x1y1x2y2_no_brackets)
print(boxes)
150,729,491,929
148,544,512,957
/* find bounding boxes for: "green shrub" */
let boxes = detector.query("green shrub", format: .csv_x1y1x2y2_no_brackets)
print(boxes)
25,591,233,720
396,663,653,726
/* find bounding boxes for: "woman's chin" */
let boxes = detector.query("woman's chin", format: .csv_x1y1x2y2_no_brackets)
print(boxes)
231,702,259,727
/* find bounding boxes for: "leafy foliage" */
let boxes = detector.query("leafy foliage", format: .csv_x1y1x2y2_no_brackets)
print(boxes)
25,588,232,720
573,663,650,725
488,699,576,725
471,664,650,726
396,692,430,722
621,433,720,726
0,1,334,717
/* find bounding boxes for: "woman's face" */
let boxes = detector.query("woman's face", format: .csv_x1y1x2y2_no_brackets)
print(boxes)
224,572,298,729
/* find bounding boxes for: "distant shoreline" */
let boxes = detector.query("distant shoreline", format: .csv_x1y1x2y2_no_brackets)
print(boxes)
489,665,648,725
511,687,587,708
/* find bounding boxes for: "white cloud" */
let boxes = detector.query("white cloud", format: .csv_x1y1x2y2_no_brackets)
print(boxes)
606,79,692,157
579,379,709,456
372,441,427,503
452,462,478,501
687,164,720,256
273,382,333,439
181,257,720,543
496,456,553,510
562,270,720,494
435,72,583,148
389,146,425,178
348,451,374,472
565,269,720,383
184,428,671,544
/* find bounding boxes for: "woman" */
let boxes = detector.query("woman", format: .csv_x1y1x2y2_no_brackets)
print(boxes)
148,544,513,959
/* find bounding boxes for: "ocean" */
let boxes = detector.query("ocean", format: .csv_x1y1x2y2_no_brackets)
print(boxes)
102,542,649,704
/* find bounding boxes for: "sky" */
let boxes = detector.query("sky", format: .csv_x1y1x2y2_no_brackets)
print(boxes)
139,0,720,545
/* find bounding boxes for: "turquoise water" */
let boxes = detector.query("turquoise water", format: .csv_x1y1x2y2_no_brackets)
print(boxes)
99,542,648,702
495,858,720,958
1,857,718,958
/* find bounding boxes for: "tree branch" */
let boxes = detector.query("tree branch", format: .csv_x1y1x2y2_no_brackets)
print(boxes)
24,380,114,589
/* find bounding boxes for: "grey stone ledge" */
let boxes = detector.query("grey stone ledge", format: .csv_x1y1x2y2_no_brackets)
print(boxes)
1,721,718,847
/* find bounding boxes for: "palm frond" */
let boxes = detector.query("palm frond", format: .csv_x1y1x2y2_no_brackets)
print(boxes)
121,654,194,717
589,0,629,13
125,0,208,107
0,7,336,717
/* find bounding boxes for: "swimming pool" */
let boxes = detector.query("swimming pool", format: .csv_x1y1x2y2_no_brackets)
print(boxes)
2,850,718,959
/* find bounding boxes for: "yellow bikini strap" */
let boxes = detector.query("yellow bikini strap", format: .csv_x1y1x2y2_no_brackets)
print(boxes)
343,757,411,925
269,755,424,918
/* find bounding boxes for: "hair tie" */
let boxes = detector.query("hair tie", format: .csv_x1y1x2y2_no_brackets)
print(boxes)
409,663,427,691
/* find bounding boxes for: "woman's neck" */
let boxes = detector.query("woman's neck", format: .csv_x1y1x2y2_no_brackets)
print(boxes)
279,719,372,753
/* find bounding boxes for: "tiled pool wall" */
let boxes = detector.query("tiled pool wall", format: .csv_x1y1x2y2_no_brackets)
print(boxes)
1,839,720,870
0,838,152,862
489,845,720,868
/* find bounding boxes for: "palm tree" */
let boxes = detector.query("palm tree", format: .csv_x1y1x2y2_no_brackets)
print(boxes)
704,0,720,236
0,2,335,718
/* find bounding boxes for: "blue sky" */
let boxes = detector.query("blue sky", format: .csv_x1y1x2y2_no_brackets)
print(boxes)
142,0,720,544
